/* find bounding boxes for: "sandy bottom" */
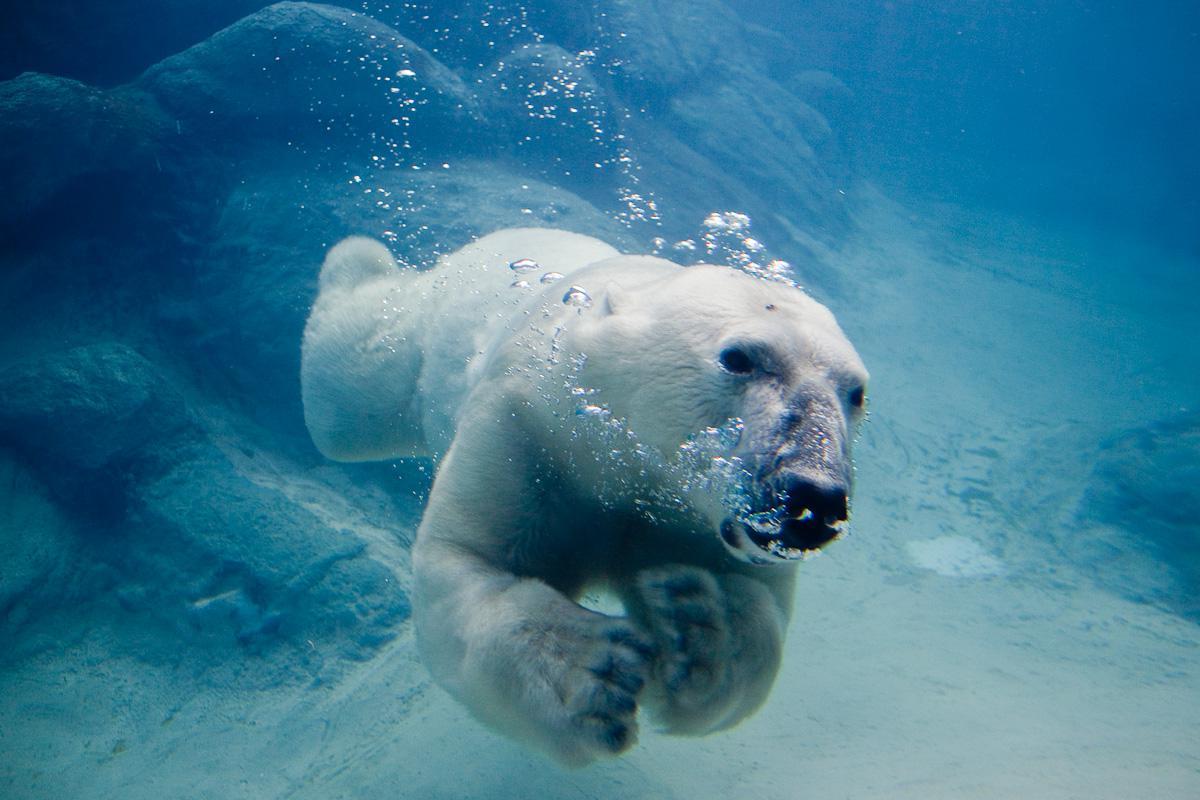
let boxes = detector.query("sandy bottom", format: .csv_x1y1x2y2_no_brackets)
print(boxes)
2,188,1197,799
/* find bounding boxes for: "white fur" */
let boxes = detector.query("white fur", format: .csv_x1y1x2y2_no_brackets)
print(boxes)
301,228,868,765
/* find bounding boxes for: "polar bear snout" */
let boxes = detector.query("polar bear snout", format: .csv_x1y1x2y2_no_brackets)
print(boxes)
777,473,849,526
763,472,850,550
719,469,853,564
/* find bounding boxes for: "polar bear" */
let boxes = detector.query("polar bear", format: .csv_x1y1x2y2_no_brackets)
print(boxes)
301,228,868,766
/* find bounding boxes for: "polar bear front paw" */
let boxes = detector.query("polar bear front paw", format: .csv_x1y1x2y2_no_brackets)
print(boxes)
632,566,735,732
566,623,655,754
500,614,654,764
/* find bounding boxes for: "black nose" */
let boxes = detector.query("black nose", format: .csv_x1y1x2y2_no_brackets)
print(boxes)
780,475,849,523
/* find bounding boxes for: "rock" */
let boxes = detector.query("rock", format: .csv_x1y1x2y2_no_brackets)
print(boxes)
334,1,597,76
304,157,639,262
598,0,745,105
136,2,482,149
0,73,169,228
790,70,856,126
0,451,86,646
668,67,848,208
0,1,274,85
788,70,860,158
373,0,757,110
613,64,851,271
0,342,197,473
131,444,410,659
0,338,409,667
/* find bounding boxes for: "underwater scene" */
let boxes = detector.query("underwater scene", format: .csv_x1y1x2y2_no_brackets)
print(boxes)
1,1,1197,797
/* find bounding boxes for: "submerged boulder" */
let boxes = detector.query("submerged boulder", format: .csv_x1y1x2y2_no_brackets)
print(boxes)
598,0,745,104
131,443,411,660
0,0,273,85
0,73,169,228
0,451,86,649
0,341,410,669
137,2,482,148
667,67,849,218
789,70,857,131
0,342,197,474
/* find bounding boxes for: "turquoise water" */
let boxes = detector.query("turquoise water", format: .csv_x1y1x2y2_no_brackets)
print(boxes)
1,2,1197,797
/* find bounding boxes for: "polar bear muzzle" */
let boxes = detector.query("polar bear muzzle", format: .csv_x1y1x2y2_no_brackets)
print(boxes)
720,471,851,563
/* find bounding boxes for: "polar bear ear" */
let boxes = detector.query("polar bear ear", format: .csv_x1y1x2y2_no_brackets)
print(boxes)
600,282,628,316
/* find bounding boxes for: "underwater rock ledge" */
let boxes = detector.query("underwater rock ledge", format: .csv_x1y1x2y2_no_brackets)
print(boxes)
0,343,410,673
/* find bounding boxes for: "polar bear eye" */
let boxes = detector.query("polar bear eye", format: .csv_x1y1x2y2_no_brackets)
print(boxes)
849,386,866,408
718,347,756,375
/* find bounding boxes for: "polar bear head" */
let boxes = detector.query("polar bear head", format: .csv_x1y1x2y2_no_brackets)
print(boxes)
565,261,869,564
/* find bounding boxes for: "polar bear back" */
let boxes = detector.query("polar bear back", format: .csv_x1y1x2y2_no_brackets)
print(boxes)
301,228,620,462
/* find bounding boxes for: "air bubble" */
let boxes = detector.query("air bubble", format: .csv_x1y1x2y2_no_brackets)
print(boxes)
562,285,592,308
539,271,564,284
509,258,539,273
510,279,531,289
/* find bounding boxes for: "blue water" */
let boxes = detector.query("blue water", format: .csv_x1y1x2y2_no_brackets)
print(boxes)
1,2,1197,797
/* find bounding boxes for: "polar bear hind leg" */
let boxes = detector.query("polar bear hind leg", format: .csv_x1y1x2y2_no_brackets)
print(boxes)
301,237,427,462
316,236,399,291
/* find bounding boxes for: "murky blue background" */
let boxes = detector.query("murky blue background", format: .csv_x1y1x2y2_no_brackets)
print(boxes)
1,2,1197,797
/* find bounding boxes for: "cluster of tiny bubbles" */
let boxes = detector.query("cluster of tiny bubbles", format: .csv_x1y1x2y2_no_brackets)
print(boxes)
613,178,662,231
667,419,754,516
696,211,798,287
467,4,661,233
507,48,602,129
516,321,757,522
476,27,660,224
343,3,664,247
359,2,542,66
549,325,567,364
331,4,504,251
270,12,428,161
568,398,754,523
